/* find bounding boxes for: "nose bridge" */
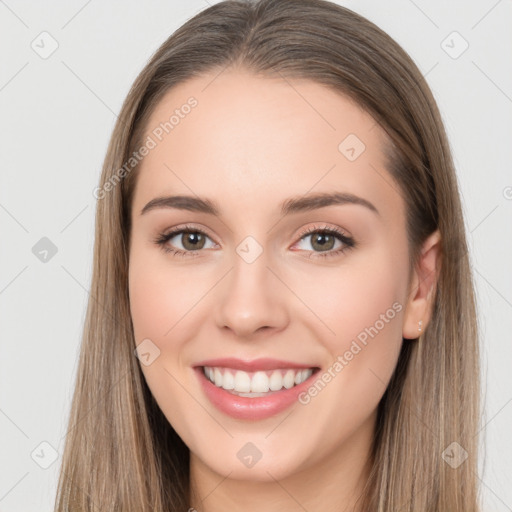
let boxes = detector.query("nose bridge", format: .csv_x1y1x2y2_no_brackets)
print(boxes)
214,234,288,336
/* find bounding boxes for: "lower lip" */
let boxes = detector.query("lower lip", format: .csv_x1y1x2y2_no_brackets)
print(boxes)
194,366,319,421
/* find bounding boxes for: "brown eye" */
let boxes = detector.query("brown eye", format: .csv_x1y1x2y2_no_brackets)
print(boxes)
180,231,207,251
293,225,356,259
154,225,216,256
309,232,336,252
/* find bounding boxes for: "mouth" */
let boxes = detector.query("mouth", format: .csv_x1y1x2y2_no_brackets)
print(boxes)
193,364,321,420
201,365,320,397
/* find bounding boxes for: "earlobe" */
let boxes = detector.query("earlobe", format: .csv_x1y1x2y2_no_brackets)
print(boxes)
402,229,442,340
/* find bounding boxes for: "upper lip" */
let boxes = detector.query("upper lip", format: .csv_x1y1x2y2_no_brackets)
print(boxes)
194,357,319,372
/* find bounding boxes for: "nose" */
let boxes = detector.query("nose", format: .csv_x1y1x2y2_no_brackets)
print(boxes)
214,249,289,339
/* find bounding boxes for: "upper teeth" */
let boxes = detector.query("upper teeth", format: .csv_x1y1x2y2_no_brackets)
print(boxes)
203,366,314,393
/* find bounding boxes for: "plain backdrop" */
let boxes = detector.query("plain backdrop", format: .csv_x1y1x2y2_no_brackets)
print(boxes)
0,1,511,510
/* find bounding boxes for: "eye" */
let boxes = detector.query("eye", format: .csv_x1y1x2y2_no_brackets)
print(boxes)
153,224,216,257
292,224,356,259
153,223,356,259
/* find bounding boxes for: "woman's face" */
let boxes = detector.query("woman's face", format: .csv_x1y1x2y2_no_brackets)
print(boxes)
128,69,430,484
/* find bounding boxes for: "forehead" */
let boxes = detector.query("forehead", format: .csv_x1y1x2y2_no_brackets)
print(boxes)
133,69,403,223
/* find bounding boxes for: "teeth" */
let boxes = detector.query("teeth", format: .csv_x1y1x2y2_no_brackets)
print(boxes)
284,369,296,389
234,371,251,392
203,366,314,394
222,369,235,390
251,371,268,393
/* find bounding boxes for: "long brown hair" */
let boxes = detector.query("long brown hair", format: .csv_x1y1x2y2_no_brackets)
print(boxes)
54,0,481,510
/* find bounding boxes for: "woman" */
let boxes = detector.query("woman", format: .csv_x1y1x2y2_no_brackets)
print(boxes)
55,0,481,510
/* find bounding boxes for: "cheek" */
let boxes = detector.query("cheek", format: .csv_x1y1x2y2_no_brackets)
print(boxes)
128,250,202,434
289,249,404,342
289,246,407,406
129,267,171,344
128,244,204,344
325,267,403,351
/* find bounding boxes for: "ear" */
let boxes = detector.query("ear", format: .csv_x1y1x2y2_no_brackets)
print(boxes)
402,229,442,340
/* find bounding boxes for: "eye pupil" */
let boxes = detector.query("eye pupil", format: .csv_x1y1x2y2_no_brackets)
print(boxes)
311,233,334,251
182,232,206,250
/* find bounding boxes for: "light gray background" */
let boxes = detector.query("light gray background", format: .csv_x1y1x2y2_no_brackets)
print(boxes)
0,1,511,510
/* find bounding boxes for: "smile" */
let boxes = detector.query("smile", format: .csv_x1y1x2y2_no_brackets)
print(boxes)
194,364,321,420
202,366,315,396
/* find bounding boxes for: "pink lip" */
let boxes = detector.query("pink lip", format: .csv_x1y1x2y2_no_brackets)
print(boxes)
193,357,316,372
193,364,320,421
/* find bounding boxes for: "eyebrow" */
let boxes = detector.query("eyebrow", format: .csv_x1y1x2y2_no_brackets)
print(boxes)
140,191,380,217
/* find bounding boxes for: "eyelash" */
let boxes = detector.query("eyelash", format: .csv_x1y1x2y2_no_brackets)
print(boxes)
153,223,356,259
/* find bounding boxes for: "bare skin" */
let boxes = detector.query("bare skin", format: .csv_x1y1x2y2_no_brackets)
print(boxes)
128,68,441,512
